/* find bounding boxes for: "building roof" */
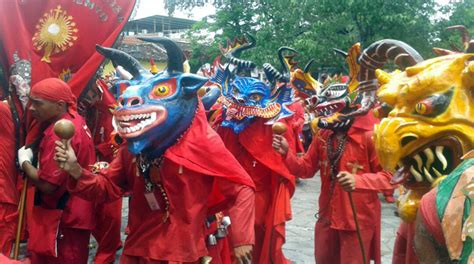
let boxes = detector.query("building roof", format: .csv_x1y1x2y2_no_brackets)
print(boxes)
125,14,197,34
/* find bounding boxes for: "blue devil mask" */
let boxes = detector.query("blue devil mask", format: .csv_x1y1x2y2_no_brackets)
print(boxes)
96,38,208,159
215,34,294,134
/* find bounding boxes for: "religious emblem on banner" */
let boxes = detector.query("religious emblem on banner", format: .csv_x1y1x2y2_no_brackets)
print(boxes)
32,5,78,63
59,68,72,82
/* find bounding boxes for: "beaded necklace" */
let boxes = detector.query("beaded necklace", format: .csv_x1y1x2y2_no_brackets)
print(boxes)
136,104,199,223
315,131,348,220
327,132,348,181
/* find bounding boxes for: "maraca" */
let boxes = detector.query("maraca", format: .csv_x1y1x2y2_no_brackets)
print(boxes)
54,119,75,168
272,122,287,135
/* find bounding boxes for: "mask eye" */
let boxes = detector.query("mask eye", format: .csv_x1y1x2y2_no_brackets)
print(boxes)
232,88,239,96
413,88,453,117
153,86,170,96
415,101,431,115
149,79,176,99
250,94,262,101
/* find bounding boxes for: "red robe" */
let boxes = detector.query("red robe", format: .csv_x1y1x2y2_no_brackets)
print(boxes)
88,89,123,264
67,106,256,263
29,112,96,264
284,113,393,264
0,102,18,256
392,222,419,264
217,117,296,264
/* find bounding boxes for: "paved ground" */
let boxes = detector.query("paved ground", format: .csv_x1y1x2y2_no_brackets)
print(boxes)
87,175,400,263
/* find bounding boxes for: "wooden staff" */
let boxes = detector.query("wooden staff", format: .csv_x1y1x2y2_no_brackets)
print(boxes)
13,177,27,259
347,161,367,264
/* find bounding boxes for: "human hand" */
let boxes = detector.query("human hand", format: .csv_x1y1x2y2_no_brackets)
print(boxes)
54,140,82,179
337,171,356,192
234,244,252,264
272,134,289,155
18,146,33,170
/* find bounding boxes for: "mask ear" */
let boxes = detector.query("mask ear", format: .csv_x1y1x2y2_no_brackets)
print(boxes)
180,74,208,94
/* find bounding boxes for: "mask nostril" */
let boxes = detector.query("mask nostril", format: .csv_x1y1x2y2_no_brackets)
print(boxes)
401,135,418,147
130,99,141,106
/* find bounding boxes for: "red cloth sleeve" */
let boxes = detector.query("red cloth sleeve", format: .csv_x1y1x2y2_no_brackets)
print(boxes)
354,131,394,191
67,147,128,203
216,178,255,246
38,133,70,187
283,136,320,179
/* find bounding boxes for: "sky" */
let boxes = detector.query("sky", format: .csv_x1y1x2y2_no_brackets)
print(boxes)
134,0,216,20
134,0,453,21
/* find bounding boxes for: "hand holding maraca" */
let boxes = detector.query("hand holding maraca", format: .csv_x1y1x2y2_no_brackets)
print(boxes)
53,119,82,179
272,122,289,155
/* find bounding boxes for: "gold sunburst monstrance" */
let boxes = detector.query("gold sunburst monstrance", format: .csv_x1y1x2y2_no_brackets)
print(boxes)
32,5,78,63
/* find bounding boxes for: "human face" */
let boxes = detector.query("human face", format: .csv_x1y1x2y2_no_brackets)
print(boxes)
78,82,103,113
28,96,63,122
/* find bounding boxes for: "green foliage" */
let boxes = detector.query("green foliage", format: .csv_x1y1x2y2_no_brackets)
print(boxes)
433,0,474,52
171,0,474,74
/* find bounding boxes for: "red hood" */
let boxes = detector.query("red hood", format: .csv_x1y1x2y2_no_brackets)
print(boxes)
165,101,256,210
217,117,296,196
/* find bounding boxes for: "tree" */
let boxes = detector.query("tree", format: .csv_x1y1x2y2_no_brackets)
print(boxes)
433,0,474,52
173,0,444,74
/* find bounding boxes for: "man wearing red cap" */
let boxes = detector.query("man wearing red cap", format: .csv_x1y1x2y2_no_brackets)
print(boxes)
0,101,18,256
17,78,96,264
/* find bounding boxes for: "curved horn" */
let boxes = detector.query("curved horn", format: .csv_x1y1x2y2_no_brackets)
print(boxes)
348,39,423,118
263,63,285,84
223,33,257,69
138,37,185,73
447,25,470,52
96,45,148,79
304,59,315,73
278,47,298,81
231,33,256,57
333,48,348,58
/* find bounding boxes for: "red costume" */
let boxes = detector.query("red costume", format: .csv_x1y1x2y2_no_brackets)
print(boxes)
217,118,296,264
85,83,123,264
283,113,393,264
0,102,18,256
67,106,256,263
392,222,419,264
27,79,96,264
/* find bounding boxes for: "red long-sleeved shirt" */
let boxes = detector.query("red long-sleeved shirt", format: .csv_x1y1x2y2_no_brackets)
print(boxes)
284,113,394,230
68,106,255,262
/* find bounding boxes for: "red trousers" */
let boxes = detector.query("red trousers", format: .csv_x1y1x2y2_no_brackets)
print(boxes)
392,222,419,264
0,203,18,257
93,199,123,264
314,219,375,264
30,227,90,264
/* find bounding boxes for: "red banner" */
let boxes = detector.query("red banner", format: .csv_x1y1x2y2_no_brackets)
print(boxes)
0,0,137,97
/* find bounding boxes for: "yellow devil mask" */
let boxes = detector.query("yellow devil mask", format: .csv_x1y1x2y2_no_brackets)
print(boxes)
369,30,474,222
